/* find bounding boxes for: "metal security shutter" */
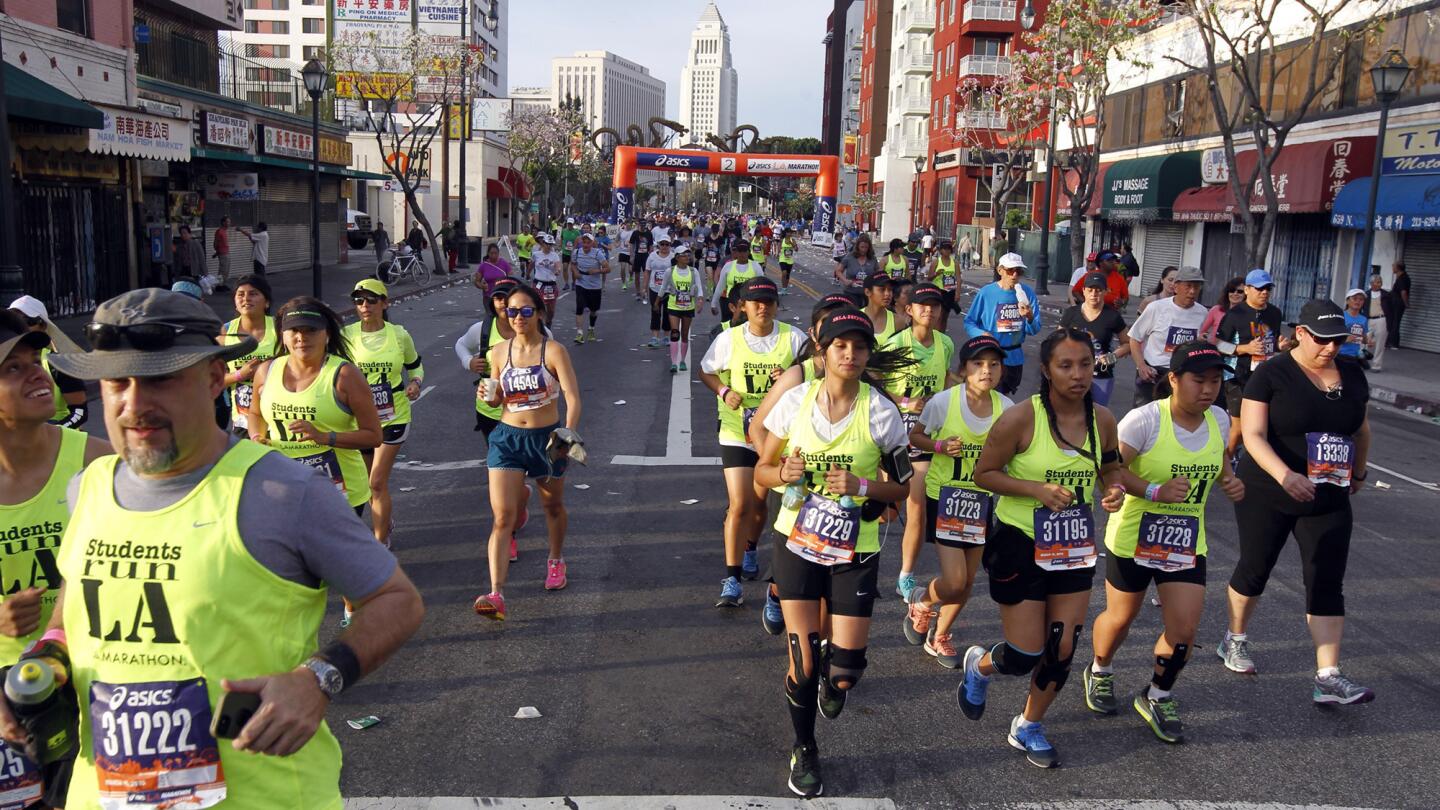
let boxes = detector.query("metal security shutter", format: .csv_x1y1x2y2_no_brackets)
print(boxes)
1270,214,1335,323
1400,232,1440,354
1200,222,1250,298
257,173,340,273
1140,222,1185,293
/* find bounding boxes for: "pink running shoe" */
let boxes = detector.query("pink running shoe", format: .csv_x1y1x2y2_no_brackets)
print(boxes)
545,559,568,590
509,535,518,562
474,591,507,621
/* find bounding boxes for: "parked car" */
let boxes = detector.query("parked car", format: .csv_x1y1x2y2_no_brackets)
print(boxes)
346,208,372,249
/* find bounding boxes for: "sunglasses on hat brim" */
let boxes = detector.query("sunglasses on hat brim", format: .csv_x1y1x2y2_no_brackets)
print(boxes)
84,322,215,352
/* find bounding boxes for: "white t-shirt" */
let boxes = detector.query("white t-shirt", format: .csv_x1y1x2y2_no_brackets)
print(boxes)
646,251,673,293
1129,297,1209,368
700,322,809,375
1117,401,1230,455
250,231,270,266
764,383,909,451
922,234,934,250
918,385,1015,436
532,248,562,283
619,229,634,253
1069,267,1089,288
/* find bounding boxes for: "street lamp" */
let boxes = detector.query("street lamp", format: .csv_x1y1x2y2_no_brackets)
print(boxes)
1357,48,1412,286
1022,0,1055,294
1020,0,1036,30
302,58,327,299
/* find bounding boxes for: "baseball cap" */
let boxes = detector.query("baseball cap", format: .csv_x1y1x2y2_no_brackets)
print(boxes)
1290,299,1349,339
1083,272,1109,290
8,295,48,322
938,240,954,251
170,279,204,300
1345,287,1366,299
48,289,255,380
1096,250,1119,263
816,306,876,345
909,283,945,306
581,231,595,240
960,334,1005,363
279,308,329,333
738,277,780,301
997,253,1026,271
539,233,556,244
863,272,894,289
353,278,389,298
1245,268,1273,288
1173,266,1205,284
657,235,671,243
732,239,750,250
490,277,520,298
0,310,50,363
1171,341,1226,375
1085,251,1099,263
674,244,691,255
812,293,856,322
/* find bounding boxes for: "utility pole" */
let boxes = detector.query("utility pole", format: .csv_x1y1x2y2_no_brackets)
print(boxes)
456,0,470,269
0,27,23,303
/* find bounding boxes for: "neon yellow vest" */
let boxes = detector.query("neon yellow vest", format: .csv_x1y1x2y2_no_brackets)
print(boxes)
1104,401,1223,558
259,354,371,508
885,255,908,278
882,329,954,411
778,239,796,265
750,240,766,264
801,357,819,383
867,308,898,345
924,387,1004,500
773,381,884,553
994,396,1100,538
724,260,760,295
667,266,699,312
40,348,67,422
475,319,503,420
717,322,797,445
343,321,415,426
221,316,279,432
0,427,84,662
60,442,342,810
933,254,958,290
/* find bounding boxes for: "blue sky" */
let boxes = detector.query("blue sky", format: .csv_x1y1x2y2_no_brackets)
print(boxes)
507,0,830,138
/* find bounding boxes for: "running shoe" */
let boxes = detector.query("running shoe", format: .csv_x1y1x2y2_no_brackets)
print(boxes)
817,675,846,720
545,559,567,590
741,548,760,580
787,744,823,798
958,645,990,721
716,576,743,607
509,535,518,562
1083,667,1119,715
1134,688,1184,743
340,607,352,629
474,591,507,621
761,588,785,635
679,361,688,371
902,597,934,647
1008,715,1059,768
1216,635,1257,674
670,364,678,373
587,328,597,341
1313,670,1375,705
925,631,960,669
895,571,917,600
622,279,630,290
573,332,585,345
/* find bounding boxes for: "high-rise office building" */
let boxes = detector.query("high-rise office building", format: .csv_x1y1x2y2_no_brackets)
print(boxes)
678,2,738,145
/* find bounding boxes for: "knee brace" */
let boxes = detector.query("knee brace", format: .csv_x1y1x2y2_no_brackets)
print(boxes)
989,641,1044,677
1152,642,1190,691
670,328,681,343
1033,621,1083,692
785,632,821,704
825,644,868,691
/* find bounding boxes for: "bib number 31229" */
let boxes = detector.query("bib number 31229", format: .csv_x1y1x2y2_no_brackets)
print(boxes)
1032,504,1097,571
787,492,861,566
89,678,226,810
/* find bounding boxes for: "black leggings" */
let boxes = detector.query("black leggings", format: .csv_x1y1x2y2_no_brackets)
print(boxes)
649,290,665,330
1229,493,1352,616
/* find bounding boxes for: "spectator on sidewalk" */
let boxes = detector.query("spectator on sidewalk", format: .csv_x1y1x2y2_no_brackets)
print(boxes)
964,252,1042,395
373,221,391,263
1341,288,1369,361
176,225,207,282
213,216,232,291
957,231,974,273
237,222,270,274
1068,251,1100,305
441,220,456,273
1366,273,1395,372
1389,261,1410,349
407,221,427,255
1119,242,1141,280
1129,265,1206,407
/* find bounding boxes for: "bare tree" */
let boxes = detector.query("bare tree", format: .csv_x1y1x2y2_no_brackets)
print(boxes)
1169,0,1393,266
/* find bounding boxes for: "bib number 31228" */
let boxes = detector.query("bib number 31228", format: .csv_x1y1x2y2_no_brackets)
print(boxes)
1032,504,1097,570
787,493,861,566
1134,512,1199,571
89,678,226,810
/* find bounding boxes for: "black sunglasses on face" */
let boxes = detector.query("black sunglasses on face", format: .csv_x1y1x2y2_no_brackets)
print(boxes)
352,295,382,305
85,322,213,352
506,306,536,318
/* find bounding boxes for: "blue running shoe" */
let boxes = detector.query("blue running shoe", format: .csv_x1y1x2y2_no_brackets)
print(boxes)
895,572,917,599
1008,715,1059,768
958,645,990,721
715,576,743,608
741,548,760,580
762,588,785,635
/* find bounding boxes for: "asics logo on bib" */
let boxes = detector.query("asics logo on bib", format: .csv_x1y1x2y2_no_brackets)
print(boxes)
106,684,176,711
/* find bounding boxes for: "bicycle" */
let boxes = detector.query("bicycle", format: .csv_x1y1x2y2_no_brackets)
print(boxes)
376,247,433,288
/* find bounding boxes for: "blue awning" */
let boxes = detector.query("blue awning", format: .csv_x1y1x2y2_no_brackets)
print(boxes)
1330,174,1440,231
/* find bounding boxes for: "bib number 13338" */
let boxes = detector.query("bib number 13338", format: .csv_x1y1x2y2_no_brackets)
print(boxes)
1032,505,1097,570
1306,432,1355,488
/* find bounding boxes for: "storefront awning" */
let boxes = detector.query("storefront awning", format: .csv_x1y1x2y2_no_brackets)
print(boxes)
1229,137,1375,215
3,63,103,129
486,178,510,198
1172,184,1236,222
1330,174,1440,231
89,105,192,161
498,167,530,199
1085,162,1109,217
1100,151,1202,222
192,147,387,180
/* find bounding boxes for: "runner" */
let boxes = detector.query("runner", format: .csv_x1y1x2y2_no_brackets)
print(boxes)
218,275,279,440
964,253,1042,396
924,240,961,332
659,245,704,373
342,278,424,554
957,327,1126,768
572,232,611,344
1128,266,1207,407
703,233,723,288
903,234,925,278
1341,288,1368,360
645,237,675,348
630,222,653,302
709,239,762,316
1221,300,1374,704
904,335,1011,668
560,218,581,290
754,306,911,798
532,233,563,326
250,297,383,520
475,283,584,621
1059,272,1131,407
700,278,806,606
777,228,798,295
882,239,910,280
1088,342,1244,743
515,226,537,281
7,296,88,427
885,284,957,603
1213,268,1287,453
750,227,769,270
30,288,422,808
618,221,635,290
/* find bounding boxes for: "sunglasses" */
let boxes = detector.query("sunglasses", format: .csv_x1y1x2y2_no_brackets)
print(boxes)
85,322,212,352
506,306,537,319
351,295,382,305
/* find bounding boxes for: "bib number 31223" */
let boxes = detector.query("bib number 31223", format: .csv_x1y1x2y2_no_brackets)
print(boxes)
936,486,988,544
89,678,226,810
787,493,861,566
1306,432,1355,488
1032,504,1097,570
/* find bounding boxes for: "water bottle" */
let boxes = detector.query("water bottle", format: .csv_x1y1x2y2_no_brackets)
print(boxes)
782,484,804,511
839,495,857,510
4,659,74,764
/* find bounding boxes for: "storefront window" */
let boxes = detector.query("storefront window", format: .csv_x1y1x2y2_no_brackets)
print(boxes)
938,176,956,238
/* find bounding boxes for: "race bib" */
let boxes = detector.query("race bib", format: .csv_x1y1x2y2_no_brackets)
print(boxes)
537,282,558,303
787,493,861,566
936,486,989,544
1306,432,1355,487
1164,325,1198,353
996,302,1023,333
706,250,718,263
1032,504,1097,571
900,411,923,459
502,364,549,411
1251,331,1276,366
939,273,957,291
300,450,345,493
232,382,254,411
88,679,225,810
742,406,759,439
370,382,395,422
0,740,42,810
675,289,694,309
1134,512,1199,571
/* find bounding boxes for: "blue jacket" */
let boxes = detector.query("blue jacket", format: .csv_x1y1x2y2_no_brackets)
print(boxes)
964,281,1043,366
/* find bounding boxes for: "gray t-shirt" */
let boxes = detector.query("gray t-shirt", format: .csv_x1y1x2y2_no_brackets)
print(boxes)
68,438,396,599
573,247,606,290
838,253,878,287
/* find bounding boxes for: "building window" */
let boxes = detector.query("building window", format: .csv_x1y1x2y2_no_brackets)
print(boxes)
247,90,293,107
244,43,290,58
937,175,956,237
244,20,290,34
245,67,291,82
303,45,325,60
302,18,324,34
56,0,89,36
244,0,290,8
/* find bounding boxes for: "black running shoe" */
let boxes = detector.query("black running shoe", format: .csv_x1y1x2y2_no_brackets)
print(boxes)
787,744,823,798
818,676,847,720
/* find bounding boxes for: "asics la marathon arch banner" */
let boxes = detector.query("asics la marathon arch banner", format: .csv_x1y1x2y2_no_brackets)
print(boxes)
611,146,841,244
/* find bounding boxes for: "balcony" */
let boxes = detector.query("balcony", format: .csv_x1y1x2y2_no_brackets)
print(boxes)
963,0,1016,23
959,54,1011,77
903,51,934,74
958,109,1007,129
901,5,936,31
902,136,929,158
901,92,931,116
849,95,861,112
851,33,864,50
850,62,862,82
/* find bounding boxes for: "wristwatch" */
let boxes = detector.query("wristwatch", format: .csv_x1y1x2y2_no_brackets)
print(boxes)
304,656,344,699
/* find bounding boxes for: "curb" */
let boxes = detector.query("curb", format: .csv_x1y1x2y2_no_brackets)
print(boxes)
1368,383,1440,418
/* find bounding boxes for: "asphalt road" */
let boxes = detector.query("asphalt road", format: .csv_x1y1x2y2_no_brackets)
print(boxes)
109,249,1440,808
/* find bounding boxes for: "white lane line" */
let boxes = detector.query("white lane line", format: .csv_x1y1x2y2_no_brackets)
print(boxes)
412,385,436,402
993,803,1392,810
612,345,722,467
1365,462,1440,492
345,798,893,810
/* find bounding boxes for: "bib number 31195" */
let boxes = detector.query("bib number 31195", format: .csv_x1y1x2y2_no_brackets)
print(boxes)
1306,432,1355,488
1032,504,1097,571
787,493,861,566
89,678,226,810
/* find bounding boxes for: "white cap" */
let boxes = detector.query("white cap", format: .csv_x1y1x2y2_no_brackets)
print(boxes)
997,252,1026,270
539,233,556,244
8,295,48,322
674,244,691,255
1346,288,1366,298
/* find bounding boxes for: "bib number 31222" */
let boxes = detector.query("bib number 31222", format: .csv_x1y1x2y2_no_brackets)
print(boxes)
1032,504,1097,570
787,492,861,566
89,678,226,810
